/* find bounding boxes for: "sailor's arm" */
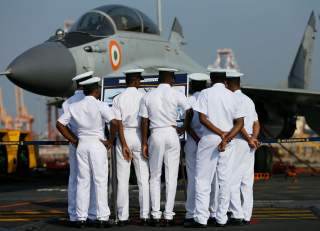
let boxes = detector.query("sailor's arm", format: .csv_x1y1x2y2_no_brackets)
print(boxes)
56,110,78,146
185,109,200,143
199,113,226,138
139,96,149,159
218,117,244,152
194,91,227,139
141,117,149,159
117,120,132,161
252,120,260,139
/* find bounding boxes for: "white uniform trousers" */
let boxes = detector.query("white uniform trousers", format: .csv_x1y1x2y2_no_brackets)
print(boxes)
68,145,96,221
228,138,249,219
194,135,235,225
241,147,255,221
184,137,197,219
149,127,180,220
76,137,110,221
116,128,150,221
209,172,219,218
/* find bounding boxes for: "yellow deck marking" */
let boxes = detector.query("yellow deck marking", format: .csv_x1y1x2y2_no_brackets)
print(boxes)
0,202,30,208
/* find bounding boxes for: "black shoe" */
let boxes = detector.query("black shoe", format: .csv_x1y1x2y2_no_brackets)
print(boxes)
228,218,243,226
191,221,207,228
68,220,78,228
118,220,129,227
140,218,149,226
75,220,86,229
163,219,175,227
96,220,112,228
227,211,232,219
86,218,96,227
215,222,226,227
149,218,161,227
242,220,250,225
184,218,195,228
207,217,217,226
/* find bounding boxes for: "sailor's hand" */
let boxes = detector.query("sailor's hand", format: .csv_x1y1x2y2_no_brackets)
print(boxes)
70,139,78,148
176,127,185,136
122,145,132,161
248,137,259,150
220,132,228,140
142,143,148,159
100,140,113,150
218,139,228,152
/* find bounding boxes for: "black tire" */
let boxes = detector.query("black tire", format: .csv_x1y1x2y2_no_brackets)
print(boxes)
254,145,273,173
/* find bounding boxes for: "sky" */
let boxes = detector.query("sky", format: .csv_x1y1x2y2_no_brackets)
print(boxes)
0,0,319,134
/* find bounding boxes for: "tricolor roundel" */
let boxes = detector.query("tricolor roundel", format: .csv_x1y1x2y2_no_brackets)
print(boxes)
108,40,122,71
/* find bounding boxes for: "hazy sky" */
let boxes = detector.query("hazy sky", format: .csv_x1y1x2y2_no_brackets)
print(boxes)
0,0,319,134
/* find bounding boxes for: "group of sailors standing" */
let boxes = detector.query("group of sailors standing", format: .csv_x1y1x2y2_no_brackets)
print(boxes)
56,67,260,228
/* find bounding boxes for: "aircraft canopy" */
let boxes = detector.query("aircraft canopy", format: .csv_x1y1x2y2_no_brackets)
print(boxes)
69,5,159,36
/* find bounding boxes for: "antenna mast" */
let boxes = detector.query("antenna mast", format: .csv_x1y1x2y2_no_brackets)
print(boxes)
157,0,162,34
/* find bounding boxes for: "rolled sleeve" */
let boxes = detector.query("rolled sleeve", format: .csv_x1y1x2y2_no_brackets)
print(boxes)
100,102,115,123
138,96,149,118
62,101,68,114
251,102,259,121
193,91,208,115
177,91,191,111
112,96,122,120
58,109,71,126
234,100,246,119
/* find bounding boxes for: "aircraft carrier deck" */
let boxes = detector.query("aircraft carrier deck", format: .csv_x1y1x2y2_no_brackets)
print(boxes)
0,171,319,230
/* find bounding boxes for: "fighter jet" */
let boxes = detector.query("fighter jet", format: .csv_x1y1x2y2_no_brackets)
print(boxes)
0,4,319,138
1,4,203,97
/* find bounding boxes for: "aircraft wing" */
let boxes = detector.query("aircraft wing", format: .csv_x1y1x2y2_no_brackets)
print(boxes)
242,85,320,107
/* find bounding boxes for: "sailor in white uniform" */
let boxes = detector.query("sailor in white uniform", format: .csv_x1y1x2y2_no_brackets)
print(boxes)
192,69,245,227
112,69,150,226
139,68,191,226
183,73,209,226
57,77,116,228
226,71,260,225
62,71,97,223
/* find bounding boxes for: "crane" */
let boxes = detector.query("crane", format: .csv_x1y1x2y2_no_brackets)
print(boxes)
14,87,34,131
0,88,14,129
208,48,240,71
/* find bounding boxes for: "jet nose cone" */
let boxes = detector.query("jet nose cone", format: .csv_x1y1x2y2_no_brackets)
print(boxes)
7,42,76,96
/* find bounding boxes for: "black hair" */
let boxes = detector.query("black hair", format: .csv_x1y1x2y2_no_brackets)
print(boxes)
226,77,241,88
159,71,174,83
210,72,226,84
83,83,100,96
125,73,141,85
190,80,207,93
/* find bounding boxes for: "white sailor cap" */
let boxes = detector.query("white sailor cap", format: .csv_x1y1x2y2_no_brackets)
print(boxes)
72,71,94,81
207,67,228,73
226,70,244,78
157,67,179,73
123,68,144,75
79,77,101,86
188,73,210,81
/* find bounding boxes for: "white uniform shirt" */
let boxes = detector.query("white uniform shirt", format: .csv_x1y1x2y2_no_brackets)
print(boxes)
58,96,115,139
194,83,245,137
188,91,204,137
112,87,144,128
62,90,85,136
234,90,258,135
139,83,191,129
